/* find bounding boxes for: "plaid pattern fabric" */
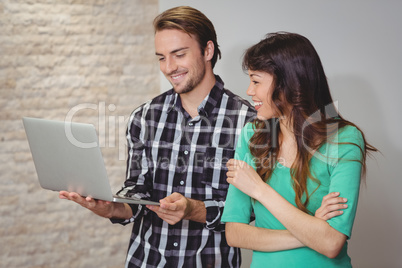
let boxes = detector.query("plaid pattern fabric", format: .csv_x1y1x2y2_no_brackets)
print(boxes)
114,76,255,268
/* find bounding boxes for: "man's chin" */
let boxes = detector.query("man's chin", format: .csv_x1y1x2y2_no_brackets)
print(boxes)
173,85,193,95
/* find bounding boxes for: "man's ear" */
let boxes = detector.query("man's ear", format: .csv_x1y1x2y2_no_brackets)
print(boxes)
204,40,214,62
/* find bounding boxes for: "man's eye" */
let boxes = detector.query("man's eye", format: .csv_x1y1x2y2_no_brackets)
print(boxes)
176,54,185,58
252,81,259,85
158,57,165,62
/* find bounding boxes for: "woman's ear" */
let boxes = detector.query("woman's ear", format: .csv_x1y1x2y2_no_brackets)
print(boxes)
204,40,214,62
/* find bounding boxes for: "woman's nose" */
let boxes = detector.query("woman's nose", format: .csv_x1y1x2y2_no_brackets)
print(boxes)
246,84,254,96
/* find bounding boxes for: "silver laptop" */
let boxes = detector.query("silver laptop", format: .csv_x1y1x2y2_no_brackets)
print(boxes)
22,117,159,205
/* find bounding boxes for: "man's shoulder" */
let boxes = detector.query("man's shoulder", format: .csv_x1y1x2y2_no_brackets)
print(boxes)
222,88,256,112
132,89,175,114
149,89,175,105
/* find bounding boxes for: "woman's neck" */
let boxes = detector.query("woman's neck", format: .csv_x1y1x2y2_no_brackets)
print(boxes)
278,118,297,168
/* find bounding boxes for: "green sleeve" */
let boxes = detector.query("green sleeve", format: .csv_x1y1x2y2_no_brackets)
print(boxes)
222,123,255,224
326,126,365,238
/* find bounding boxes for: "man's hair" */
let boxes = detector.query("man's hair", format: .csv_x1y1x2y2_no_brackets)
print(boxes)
153,6,221,69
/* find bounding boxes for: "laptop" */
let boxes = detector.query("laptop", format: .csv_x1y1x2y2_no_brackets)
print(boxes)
22,117,159,206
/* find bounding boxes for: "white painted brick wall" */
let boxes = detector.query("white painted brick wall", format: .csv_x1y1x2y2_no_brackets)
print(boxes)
0,0,159,267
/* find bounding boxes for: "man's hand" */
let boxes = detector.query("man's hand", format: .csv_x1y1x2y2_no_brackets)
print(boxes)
146,192,206,225
315,192,348,221
59,191,132,219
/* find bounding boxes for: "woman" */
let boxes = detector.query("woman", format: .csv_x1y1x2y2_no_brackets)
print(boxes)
221,32,376,267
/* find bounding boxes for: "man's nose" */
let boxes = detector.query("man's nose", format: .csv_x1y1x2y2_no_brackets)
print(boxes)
165,57,178,74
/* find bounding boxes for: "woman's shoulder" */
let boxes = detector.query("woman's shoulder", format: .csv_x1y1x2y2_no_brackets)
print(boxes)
321,124,365,163
333,124,364,146
244,121,255,130
241,121,256,138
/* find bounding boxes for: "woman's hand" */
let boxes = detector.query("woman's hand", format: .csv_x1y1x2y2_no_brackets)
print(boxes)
226,159,265,200
315,192,348,221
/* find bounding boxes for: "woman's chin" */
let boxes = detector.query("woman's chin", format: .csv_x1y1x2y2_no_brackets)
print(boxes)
256,114,270,121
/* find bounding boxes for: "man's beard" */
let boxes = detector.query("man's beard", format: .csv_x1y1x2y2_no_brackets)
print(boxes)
172,61,206,94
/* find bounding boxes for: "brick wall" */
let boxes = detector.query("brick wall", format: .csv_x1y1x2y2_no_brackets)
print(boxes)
0,0,159,267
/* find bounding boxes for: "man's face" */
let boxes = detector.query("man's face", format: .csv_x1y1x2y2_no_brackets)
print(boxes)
155,29,207,94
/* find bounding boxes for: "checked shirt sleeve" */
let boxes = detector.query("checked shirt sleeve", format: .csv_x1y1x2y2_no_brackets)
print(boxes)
203,101,256,232
111,103,154,225
204,200,227,231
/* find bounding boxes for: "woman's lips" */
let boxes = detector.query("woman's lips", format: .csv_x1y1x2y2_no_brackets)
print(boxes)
253,101,262,110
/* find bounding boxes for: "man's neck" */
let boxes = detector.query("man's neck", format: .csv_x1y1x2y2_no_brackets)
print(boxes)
180,71,216,118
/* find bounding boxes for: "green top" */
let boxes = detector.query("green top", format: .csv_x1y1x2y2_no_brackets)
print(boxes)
222,123,364,267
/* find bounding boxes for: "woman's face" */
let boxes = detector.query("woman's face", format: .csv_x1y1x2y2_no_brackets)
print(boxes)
246,70,277,120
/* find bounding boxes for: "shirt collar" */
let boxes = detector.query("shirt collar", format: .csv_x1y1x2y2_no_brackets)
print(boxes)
166,75,225,117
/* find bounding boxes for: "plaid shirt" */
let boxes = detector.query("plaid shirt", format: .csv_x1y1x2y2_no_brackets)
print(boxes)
113,76,256,268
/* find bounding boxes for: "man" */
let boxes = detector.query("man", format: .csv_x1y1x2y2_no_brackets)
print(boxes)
60,6,256,267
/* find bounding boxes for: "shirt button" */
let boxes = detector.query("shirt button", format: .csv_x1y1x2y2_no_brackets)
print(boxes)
180,181,184,185
184,150,189,155
188,122,193,126
173,242,178,247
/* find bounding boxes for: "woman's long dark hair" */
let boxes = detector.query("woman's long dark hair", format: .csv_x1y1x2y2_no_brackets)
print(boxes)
244,32,376,214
